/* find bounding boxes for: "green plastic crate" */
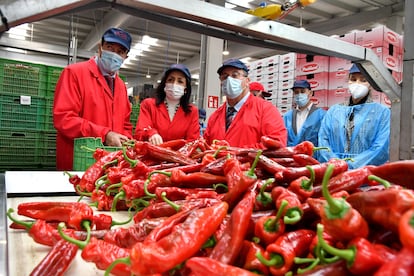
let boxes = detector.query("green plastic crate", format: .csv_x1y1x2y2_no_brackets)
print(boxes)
46,66,64,99
73,137,121,171
0,130,38,166
0,59,47,97
44,98,54,131
0,94,47,130
37,130,57,168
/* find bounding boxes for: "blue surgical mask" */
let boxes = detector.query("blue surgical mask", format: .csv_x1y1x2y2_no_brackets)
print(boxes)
99,50,124,73
221,77,244,99
294,93,308,107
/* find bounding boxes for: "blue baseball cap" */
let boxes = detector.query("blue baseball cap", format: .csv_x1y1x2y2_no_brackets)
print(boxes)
102,28,132,51
199,108,206,119
217,58,249,75
165,64,191,81
292,80,311,89
349,63,361,74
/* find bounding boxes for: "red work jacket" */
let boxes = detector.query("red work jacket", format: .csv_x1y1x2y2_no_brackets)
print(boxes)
204,94,287,148
53,58,132,170
134,98,199,142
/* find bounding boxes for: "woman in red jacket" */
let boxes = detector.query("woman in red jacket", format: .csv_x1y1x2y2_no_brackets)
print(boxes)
134,64,199,145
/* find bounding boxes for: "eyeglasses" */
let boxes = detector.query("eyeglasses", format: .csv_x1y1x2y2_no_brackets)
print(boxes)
219,70,247,81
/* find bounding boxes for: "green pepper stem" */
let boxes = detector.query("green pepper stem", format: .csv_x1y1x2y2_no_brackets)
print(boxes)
295,257,320,274
213,183,228,192
367,175,391,188
316,223,355,265
7,208,34,229
301,166,315,191
265,199,287,232
256,178,275,206
104,257,131,276
106,182,122,196
256,251,284,267
322,164,349,218
144,169,171,198
213,146,227,158
111,190,125,212
202,236,216,249
284,208,302,224
122,146,138,168
161,191,181,212
313,146,330,152
75,185,92,197
57,220,91,249
246,150,262,178
111,206,134,227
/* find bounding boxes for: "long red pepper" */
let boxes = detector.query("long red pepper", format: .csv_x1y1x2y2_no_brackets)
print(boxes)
319,164,369,242
186,257,258,276
78,150,123,192
263,140,322,157
7,208,76,247
250,153,286,181
29,239,78,276
209,189,256,265
316,223,384,275
368,160,414,189
134,141,197,165
373,247,414,276
346,187,414,233
257,229,315,276
129,202,228,275
312,166,373,197
222,152,260,210
399,208,414,251
282,158,348,183
17,201,94,231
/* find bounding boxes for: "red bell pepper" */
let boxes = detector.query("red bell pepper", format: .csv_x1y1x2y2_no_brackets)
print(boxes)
257,229,315,276
316,223,384,275
129,202,228,275
319,164,369,242
186,256,258,276
209,189,256,265
254,199,287,246
29,239,78,276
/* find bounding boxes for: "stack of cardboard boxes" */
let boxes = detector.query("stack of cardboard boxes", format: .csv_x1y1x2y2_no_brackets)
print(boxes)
248,24,403,113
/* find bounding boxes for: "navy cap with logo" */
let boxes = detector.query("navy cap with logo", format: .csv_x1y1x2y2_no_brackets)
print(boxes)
199,108,206,119
217,58,249,75
165,64,192,81
292,80,311,89
102,28,132,51
349,63,361,74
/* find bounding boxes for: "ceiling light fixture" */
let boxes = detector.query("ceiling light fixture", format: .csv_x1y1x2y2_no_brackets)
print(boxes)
222,40,229,56
146,68,151,79
299,9,306,31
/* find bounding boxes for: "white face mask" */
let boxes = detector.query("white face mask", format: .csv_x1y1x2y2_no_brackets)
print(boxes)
221,77,244,99
99,50,124,73
164,83,185,101
349,83,369,99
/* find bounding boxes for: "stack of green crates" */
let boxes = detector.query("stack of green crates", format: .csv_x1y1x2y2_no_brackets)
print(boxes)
0,58,61,171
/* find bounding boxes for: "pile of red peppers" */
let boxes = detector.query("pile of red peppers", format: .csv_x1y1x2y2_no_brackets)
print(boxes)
7,137,414,275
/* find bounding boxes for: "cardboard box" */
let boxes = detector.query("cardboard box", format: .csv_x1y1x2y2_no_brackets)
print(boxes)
296,55,330,75
355,25,403,49
297,72,329,91
328,70,349,89
327,88,349,106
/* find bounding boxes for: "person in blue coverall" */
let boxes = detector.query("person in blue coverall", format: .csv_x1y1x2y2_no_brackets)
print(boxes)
283,80,326,147
317,64,390,169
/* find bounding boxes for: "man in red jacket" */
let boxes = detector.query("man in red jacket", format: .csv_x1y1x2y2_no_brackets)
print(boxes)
203,58,287,148
53,27,133,170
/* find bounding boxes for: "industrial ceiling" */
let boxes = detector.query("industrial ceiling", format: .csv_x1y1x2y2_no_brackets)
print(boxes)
0,0,405,88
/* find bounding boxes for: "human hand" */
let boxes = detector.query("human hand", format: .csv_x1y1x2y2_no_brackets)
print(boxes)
148,134,163,145
105,131,129,147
